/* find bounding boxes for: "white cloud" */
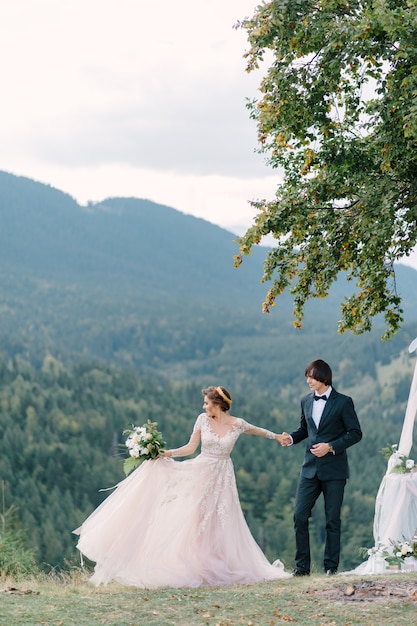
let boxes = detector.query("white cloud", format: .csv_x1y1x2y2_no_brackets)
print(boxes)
0,0,280,239
0,0,261,175
0,0,416,270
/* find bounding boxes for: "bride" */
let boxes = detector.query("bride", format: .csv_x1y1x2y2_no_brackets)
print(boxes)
74,385,289,588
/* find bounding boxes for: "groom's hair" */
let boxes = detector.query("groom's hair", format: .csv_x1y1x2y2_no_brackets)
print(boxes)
304,359,332,386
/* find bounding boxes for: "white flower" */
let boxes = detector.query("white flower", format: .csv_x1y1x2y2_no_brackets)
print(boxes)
126,425,152,453
129,444,140,458
406,459,415,470
125,436,135,449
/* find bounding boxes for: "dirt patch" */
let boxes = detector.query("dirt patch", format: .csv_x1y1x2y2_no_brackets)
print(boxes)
309,579,417,602
1,587,39,595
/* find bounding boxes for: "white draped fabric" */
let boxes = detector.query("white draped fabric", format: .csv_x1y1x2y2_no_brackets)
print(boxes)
346,338,417,575
398,337,417,457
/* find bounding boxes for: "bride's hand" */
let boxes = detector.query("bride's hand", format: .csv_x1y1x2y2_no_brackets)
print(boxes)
276,432,291,446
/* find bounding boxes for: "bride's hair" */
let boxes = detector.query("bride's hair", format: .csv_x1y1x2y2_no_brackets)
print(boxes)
202,386,232,411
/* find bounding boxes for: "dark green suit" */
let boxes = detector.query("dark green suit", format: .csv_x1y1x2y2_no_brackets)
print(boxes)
290,388,362,572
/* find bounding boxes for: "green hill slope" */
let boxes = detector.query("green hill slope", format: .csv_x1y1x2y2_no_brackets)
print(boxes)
1,169,416,390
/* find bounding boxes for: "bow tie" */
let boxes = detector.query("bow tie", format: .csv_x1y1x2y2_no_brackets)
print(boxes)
314,395,327,401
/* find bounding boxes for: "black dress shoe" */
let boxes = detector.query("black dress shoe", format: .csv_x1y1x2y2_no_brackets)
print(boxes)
325,568,338,576
292,568,310,576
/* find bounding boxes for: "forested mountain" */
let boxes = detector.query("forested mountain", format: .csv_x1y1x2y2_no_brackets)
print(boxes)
0,356,413,572
1,170,417,390
1,170,267,296
1,170,417,573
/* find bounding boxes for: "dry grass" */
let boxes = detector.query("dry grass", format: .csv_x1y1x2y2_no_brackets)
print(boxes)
1,570,416,626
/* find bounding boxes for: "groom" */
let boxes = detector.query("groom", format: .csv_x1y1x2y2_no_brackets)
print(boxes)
278,359,362,576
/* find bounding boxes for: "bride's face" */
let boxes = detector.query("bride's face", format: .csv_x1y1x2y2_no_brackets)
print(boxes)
203,395,218,418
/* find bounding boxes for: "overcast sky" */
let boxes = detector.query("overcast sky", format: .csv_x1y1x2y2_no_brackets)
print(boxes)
1,0,416,270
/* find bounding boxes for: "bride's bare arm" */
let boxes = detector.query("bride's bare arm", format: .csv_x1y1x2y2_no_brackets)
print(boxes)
162,428,201,458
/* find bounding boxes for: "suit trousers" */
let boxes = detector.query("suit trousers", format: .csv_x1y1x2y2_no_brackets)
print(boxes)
293,475,346,572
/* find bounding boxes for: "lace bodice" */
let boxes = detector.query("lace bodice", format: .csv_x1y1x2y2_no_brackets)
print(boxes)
195,413,274,458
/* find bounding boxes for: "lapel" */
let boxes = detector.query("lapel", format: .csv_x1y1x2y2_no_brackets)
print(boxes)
305,393,317,431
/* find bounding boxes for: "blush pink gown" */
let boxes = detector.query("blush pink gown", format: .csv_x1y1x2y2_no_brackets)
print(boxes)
74,413,289,588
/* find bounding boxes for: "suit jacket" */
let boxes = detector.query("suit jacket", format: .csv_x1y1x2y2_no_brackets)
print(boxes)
290,388,362,480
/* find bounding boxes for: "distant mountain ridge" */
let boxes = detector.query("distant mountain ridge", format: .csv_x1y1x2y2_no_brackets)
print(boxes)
2,169,416,306
1,169,416,388
1,170,268,300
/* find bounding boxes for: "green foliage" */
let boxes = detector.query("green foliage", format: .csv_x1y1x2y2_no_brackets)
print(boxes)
380,442,416,473
0,501,38,577
380,443,399,460
236,0,417,339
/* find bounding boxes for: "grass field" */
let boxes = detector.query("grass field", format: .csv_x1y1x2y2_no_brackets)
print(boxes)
1,571,416,626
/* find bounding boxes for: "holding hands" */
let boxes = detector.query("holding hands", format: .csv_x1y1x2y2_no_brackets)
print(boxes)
276,432,292,447
276,434,332,456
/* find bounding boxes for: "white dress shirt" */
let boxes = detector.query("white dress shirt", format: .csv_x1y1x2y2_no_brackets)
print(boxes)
312,386,332,428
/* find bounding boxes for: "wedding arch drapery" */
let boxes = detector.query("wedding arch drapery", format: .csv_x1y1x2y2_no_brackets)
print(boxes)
347,337,417,574
397,336,417,458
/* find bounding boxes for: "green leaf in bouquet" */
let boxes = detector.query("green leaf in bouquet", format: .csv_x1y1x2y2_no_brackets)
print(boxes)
123,456,140,477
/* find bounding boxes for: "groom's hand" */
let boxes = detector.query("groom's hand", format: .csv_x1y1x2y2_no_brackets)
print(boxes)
310,443,331,457
276,432,292,446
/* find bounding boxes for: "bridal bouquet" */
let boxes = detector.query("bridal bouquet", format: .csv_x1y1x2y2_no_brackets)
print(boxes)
123,420,166,476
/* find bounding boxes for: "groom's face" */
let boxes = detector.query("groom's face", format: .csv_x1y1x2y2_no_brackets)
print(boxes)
306,374,328,395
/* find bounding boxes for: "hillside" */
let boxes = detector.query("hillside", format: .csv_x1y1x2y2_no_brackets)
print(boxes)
1,170,267,298
0,355,413,571
1,169,417,391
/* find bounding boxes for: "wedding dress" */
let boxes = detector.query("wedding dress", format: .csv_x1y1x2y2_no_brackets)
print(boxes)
74,413,289,588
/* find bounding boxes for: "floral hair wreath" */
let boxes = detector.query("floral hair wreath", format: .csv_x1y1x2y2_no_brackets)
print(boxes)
215,386,232,406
